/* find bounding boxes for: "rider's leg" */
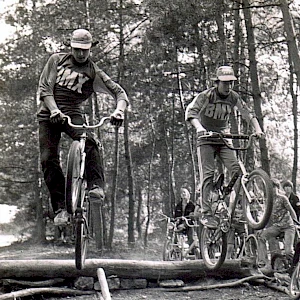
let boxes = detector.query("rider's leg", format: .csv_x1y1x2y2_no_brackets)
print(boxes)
284,225,296,262
219,145,241,180
219,146,241,211
39,120,65,214
258,226,281,267
197,144,218,228
64,115,105,199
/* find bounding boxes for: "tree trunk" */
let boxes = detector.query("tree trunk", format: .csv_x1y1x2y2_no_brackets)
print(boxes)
279,0,299,188
0,259,253,281
108,127,119,249
242,0,270,175
176,56,196,202
124,112,135,248
136,185,143,240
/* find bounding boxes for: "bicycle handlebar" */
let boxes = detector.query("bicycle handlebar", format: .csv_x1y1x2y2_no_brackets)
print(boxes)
159,214,198,228
198,132,257,151
175,216,198,228
64,115,111,129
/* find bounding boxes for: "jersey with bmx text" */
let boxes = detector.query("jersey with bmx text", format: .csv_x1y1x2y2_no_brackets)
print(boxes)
37,53,128,121
185,87,254,145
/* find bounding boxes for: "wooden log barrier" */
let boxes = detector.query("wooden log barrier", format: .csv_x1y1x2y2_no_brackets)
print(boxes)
0,259,254,280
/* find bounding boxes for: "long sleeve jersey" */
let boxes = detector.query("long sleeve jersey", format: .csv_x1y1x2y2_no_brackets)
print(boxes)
37,53,128,121
185,87,255,131
185,87,255,144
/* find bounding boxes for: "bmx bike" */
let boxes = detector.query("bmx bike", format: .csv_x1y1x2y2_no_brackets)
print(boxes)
64,115,110,270
162,215,201,261
227,219,259,267
199,132,273,270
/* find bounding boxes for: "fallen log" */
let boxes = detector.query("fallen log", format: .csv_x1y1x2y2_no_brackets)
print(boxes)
0,259,254,280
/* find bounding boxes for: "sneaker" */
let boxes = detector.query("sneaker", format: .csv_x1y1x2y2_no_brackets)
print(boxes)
200,215,218,229
89,185,105,202
54,209,69,226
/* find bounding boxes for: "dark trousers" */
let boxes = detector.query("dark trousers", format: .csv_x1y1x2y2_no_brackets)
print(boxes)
197,144,241,215
39,116,104,213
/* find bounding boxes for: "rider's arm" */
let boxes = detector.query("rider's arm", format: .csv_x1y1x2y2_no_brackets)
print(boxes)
190,118,206,132
38,54,64,120
38,54,59,103
93,67,129,107
185,92,208,132
283,195,298,221
235,98,264,136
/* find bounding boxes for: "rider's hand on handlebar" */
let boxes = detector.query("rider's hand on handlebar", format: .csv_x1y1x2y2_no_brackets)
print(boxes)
50,109,65,124
254,131,265,139
110,108,124,127
196,130,209,138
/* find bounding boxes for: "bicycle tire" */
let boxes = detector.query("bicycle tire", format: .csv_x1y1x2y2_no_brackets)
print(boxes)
290,262,300,299
75,190,90,270
230,232,243,259
66,141,82,215
242,168,273,230
243,234,258,267
200,226,227,270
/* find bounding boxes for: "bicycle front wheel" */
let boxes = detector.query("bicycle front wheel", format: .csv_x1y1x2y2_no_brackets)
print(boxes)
242,169,273,230
243,234,258,267
66,141,82,215
290,262,300,299
200,227,227,270
75,192,90,270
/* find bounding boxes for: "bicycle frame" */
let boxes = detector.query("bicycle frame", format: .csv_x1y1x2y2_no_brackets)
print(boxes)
200,132,266,229
64,115,110,269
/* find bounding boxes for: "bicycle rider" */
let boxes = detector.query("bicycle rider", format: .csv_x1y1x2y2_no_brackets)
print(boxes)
37,29,129,225
257,178,297,273
174,187,195,252
185,66,264,228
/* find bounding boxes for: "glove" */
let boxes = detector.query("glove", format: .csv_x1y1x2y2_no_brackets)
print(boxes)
110,108,124,127
50,109,64,124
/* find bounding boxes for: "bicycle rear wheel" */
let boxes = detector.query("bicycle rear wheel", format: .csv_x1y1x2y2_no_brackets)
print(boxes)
290,262,300,299
242,169,273,230
200,226,227,270
75,188,90,270
66,141,82,215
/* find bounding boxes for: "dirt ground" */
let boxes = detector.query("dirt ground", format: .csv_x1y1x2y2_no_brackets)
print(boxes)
0,239,292,300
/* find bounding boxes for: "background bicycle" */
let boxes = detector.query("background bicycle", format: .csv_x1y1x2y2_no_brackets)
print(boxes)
199,132,273,270
162,215,201,261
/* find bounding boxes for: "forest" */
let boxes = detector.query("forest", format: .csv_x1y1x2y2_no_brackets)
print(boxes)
0,0,299,248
